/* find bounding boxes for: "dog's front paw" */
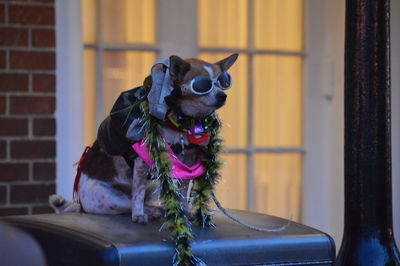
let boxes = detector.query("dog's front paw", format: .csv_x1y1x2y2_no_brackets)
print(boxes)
132,213,148,224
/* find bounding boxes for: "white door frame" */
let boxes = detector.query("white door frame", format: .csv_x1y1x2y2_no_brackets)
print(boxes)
303,0,400,248
302,0,345,248
55,0,85,199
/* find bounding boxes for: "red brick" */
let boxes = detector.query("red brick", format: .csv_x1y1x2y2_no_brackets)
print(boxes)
11,140,55,159
0,163,29,182
0,140,6,158
10,96,55,114
10,51,55,70
14,0,53,2
32,205,54,214
0,186,6,204
0,96,5,114
0,4,4,23
0,27,28,46
32,28,55,47
10,183,55,203
0,207,28,216
9,5,54,25
33,74,55,92
33,118,55,136
0,118,28,136
30,0,55,3
0,50,5,69
33,162,55,181
0,73,29,92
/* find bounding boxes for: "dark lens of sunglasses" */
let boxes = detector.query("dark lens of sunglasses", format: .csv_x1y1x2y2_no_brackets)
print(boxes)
192,77,213,93
218,72,231,89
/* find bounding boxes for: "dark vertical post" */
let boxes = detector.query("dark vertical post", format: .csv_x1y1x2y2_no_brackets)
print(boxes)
336,0,400,265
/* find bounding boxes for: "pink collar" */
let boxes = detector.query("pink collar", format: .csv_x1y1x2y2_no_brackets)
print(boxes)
132,139,205,180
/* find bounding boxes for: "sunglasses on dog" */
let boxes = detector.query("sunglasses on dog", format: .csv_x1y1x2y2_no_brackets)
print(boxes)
190,72,232,95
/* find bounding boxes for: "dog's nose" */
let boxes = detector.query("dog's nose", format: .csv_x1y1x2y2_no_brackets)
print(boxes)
217,92,227,102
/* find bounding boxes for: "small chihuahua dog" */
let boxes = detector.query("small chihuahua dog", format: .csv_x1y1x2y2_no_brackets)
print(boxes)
50,54,238,223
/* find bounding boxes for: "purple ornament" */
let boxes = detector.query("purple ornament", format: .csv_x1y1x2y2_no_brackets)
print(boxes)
188,123,204,135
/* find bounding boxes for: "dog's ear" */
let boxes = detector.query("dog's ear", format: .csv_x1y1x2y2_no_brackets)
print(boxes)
169,55,191,85
215,53,239,72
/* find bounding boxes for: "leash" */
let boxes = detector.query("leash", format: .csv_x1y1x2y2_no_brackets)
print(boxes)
211,192,291,233
166,111,290,232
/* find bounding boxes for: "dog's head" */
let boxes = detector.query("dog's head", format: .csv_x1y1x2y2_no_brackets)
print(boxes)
164,54,238,119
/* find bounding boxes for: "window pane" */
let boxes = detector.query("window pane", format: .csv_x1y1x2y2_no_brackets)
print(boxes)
102,0,156,44
254,154,301,221
83,50,96,146
82,0,97,44
254,55,302,147
214,154,247,210
103,52,155,115
254,0,303,51
198,53,248,148
198,0,248,48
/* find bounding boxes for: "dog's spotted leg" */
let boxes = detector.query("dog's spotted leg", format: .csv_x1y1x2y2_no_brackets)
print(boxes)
143,181,163,219
78,174,131,214
131,157,149,223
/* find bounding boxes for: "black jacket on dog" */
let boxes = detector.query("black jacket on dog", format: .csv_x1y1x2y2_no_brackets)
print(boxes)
97,86,149,161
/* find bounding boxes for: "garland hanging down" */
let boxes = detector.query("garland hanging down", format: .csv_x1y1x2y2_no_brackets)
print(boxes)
131,85,223,266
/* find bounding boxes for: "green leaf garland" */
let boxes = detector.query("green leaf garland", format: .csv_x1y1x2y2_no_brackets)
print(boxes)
132,89,222,266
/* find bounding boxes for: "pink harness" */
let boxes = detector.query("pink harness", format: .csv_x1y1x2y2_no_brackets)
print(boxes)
132,139,205,180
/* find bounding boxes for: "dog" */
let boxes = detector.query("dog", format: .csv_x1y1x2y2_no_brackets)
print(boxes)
50,54,238,224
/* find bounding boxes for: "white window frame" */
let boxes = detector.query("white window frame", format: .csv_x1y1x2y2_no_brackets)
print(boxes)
302,0,346,247
56,0,85,199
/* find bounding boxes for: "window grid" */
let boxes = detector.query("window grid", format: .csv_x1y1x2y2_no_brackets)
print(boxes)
84,0,160,128
199,0,305,211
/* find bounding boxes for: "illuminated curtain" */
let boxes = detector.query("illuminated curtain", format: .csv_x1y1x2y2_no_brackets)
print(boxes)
82,0,156,145
199,0,303,220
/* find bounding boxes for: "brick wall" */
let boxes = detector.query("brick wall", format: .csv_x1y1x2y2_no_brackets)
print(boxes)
0,0,55,215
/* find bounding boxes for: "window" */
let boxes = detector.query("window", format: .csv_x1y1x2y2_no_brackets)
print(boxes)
82,0,157,145
199,0,304,220
81,0,303,221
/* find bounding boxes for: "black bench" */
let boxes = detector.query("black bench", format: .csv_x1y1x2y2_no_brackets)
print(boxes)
2,210,335,266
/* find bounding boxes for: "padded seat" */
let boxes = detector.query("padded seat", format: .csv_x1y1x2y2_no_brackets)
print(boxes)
2,210,335,266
